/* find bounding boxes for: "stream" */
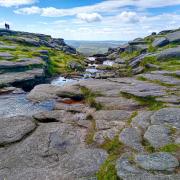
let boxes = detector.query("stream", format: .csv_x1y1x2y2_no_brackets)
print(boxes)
0,57,114,117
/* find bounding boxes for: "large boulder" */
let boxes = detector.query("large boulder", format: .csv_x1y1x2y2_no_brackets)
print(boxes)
166,30,180,43
157,47,180,60
152,37,169,47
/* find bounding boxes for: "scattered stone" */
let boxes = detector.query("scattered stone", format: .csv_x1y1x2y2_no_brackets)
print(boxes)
0,116,36,145
151,108,180,128
135,153,179,171
119,128,144,152
144,125,171,148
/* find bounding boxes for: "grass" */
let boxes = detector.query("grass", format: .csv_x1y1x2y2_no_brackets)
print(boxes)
159,144,180,153
85,119,96,145
127,111,138,125
120,51,140,61
80,87,103,110
147,45,156,53
96,136,124,180
121,92,164,111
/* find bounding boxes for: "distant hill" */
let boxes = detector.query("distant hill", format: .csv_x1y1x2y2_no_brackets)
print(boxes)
65,40,126,56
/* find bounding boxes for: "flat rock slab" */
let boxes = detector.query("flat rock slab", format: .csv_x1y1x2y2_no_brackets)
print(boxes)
135,153,179,171
0,116,36,145
92,110,131,130
0,68,44,87
144,125,171,148
137,73,180,86
0,123,107,179
0,58,44,70
152,37,169,47
0,45,16,49
151,108,180,128
27,84,82,102
166,30,180,43
119,128,144,152
95,96,140,110
0,52,14,60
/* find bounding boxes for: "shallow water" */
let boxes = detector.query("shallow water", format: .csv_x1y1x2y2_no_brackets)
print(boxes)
103,60,114,66
51,76,79,86
0,94,54,118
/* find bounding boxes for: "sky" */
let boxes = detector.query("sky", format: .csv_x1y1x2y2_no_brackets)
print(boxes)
0,0,180,41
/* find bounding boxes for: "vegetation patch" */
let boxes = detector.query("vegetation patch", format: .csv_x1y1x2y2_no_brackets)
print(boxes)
121,92,164,110
159,144,180,153
80,87,103,110
127,111,138,125
97,136,124,180
85,119,96,145
120,51,140,61
142,139,155,153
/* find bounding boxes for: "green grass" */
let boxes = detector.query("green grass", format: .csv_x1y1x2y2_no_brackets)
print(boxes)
85,119,96,145
159,144,180,153
127,111,138,125
80,87,103,110
147,45,156,53
121,92,164,110
97,136,124,180
120,51,140,61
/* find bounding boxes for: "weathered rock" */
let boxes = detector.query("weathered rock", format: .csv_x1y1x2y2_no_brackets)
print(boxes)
132,66,144,75
131,111,153,130
144,125,171,148
152,37,169,47
157,47,180,61
151,108,180,128
0,52,14,60
95,96,140,110
27,84,82,102
119,128,144,151
135,153,179,171
166,30,180,43
156,95,180,104
95,72,115,79
0,116,36,145
137,73,180,85
0,68,45,89
116,153,148,179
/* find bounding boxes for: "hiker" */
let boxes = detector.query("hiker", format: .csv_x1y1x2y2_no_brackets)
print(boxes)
5,23,10,30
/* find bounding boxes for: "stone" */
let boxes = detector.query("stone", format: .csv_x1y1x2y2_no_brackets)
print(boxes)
0,52,14,60
156,95,180,104
27,84,82,102
95,97,140,110
135,153,179,171
157,47,180,61
131,111,153,130
116,153,147,179
166,30,180,43
0,45,16,49
115,58,126,64
144,125,171,148
137,73,180,86
151,108,180,128
152,37,169,47
119,128,144,151
0,68,45,89
0,116,36,145
95,72,115,79
132,66,144,75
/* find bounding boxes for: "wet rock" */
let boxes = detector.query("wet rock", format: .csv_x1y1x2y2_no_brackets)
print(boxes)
119,128,144,151
131,111,153,131
151,108,180,128
144,125,171,148
0,116,36,145
157,47,180,61
135,153,179,171
152,37,169,47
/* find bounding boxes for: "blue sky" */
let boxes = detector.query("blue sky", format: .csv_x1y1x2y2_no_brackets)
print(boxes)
0,0,180,40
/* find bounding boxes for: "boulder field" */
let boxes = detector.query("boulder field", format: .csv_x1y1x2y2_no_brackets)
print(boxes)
0,28,179,179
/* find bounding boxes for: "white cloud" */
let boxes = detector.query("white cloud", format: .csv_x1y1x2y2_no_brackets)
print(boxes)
0,0,36,7
77,13,102,23
117,11,140,23
14,6,41,14
14,0,180,17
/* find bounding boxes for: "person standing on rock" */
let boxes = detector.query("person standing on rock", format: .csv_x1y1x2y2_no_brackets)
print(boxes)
5,23,10,30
